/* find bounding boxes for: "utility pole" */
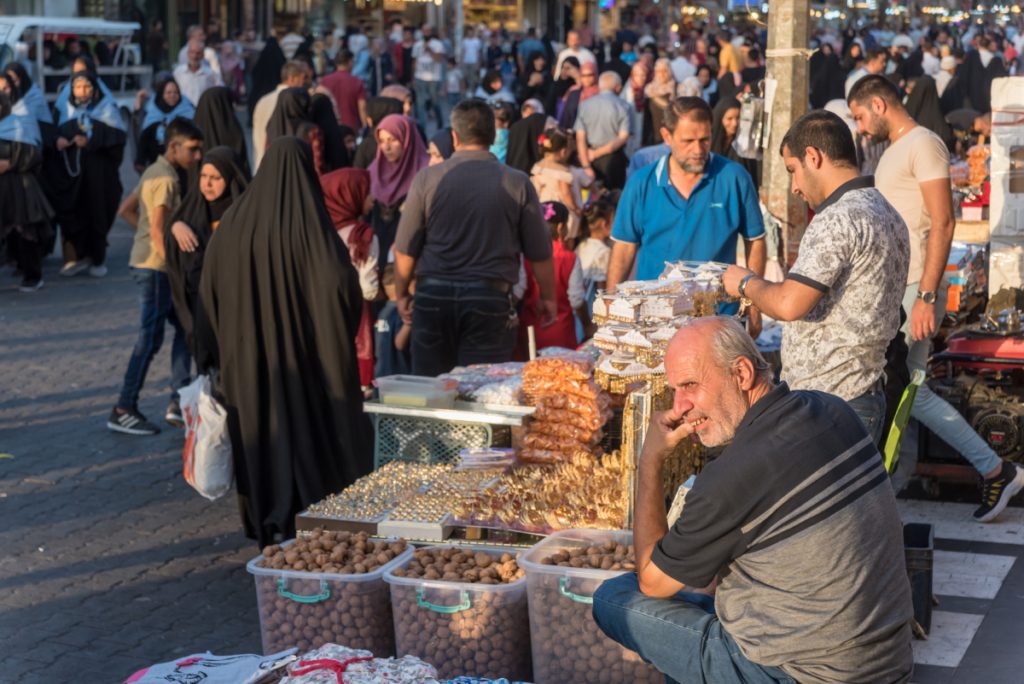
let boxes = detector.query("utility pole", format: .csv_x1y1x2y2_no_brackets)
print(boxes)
763,0,809,267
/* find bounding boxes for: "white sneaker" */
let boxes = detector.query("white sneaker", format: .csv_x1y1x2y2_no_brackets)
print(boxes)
88,264,108,278
18,278,43,292
60,260,90,277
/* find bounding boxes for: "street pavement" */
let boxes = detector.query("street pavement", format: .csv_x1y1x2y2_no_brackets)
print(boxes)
0,220,262,682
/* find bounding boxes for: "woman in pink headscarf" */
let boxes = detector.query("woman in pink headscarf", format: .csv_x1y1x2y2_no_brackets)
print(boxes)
367,113,428,261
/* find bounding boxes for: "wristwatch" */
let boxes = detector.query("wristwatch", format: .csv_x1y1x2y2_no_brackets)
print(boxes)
917,290,937,305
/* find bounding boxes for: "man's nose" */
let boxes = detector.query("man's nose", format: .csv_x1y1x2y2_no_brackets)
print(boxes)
673,390,694,416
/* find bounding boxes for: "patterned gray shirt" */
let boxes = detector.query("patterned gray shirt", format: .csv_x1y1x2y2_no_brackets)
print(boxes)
782,178,910,401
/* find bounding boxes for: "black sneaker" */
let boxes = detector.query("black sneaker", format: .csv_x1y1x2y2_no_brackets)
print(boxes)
107,408,161,436
18,277,43,292
974,462,1024,522
165,399,184,428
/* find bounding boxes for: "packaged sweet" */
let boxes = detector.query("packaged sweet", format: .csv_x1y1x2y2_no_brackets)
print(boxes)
469,376,524,406
281,644,439,683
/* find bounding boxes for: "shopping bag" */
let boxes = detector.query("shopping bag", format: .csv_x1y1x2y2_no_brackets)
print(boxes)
883,370,926,476
180,375,234,500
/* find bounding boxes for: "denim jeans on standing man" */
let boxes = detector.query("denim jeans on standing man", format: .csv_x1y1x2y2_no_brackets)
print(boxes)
414,78,445,129
847,385,887,445
410,279,517,377
116,268,192,411
592,574,796,684
895,283,1002,483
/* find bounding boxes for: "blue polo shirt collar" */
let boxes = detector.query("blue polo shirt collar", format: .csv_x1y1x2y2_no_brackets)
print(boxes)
654,153,722,199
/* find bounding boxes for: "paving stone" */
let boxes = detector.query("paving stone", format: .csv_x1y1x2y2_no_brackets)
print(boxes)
0,198,260,680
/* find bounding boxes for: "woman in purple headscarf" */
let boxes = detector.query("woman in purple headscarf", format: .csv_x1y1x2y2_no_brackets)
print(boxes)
367,113,428,261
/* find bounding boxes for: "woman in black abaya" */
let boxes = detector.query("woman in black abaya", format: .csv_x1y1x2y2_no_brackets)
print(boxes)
193,86,249,172
164,146,249,371
310,93,351,171
198,136,372,546
248,36,286,121
904,75,955,151
52,72,126,274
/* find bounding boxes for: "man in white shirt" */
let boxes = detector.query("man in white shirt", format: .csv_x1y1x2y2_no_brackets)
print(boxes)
413,24,446,130
176,25,221,77
849,74,1024,522
173,39,223,107
252,60,311,170
670,48,696,83
844,47,887,98
555,31,597,76
462,27,483,94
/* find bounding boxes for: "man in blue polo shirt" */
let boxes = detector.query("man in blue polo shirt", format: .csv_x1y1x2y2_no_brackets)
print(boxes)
607,96,765,332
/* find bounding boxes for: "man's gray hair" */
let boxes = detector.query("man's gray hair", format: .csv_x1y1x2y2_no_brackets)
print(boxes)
707,317,774,385
522,98,544,115
599,71,622,91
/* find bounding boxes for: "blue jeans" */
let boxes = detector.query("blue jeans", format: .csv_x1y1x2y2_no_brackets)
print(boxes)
411,279,517,377
897,283,1002,479
592,574,795,684
847,386,886,445
116,268,192,410
414,78,444,129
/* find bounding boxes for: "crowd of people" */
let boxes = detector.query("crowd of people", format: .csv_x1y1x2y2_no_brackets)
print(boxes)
4,14,1024,682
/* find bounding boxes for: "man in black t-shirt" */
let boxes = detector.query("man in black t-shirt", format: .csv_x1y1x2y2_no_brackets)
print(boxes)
592,317,913,684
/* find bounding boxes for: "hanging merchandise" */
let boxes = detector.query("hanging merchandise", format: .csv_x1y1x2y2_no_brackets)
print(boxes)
734,91,765,160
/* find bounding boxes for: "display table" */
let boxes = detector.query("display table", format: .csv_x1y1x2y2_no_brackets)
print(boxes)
364,400,533,469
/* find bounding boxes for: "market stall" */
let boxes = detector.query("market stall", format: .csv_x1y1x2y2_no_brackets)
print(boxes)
226,260,741,682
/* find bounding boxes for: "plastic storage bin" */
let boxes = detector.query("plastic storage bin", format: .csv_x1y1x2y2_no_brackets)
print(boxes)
374,375,458,409
247,540,414,656
384,545,532,681
519,529,663,684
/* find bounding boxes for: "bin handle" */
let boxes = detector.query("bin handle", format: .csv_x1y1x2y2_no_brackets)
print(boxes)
559,576,594,605
416,588,471,613
278,577,331,603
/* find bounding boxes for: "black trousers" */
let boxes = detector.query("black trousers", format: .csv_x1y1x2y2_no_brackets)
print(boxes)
410,279,517,377
9,230,44,282
591,149,629,191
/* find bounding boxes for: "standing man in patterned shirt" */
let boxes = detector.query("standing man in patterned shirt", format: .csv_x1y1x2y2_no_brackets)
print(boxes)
723,110,910,440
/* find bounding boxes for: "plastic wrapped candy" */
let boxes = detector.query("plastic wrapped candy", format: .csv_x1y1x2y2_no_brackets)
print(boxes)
281,643,440,683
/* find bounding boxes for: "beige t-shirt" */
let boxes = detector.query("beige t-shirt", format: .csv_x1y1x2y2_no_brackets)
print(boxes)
874,125,950,285
129,154,180,272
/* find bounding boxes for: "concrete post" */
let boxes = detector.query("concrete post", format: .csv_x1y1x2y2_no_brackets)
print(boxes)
764,0,810,267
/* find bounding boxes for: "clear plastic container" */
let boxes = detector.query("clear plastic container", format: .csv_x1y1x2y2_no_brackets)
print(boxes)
384,545,532,681
246,539,413,656
519,529,663,684
374,375,458,409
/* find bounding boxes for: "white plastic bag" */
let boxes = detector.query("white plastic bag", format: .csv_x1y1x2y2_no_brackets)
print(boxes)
180,375,234,500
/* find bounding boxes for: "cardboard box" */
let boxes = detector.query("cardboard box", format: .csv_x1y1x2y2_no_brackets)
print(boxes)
989,78,1024,237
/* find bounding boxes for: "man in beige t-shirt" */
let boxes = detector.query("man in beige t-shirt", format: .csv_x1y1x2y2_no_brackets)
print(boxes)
850,75,1024,522
107,119,203,436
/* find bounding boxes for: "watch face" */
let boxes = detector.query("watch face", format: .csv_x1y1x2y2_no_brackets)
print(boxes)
920,292,936,304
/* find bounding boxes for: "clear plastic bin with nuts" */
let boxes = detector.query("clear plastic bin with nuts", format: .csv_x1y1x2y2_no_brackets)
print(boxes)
384,545,532,681
519,529,664,684
246,533,413,656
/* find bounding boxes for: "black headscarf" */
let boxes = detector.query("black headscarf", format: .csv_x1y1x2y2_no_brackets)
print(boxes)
266,87,312,145
310,93,351,171
505,112,547,173
515,52,552,103
165,146,250,365
4,61,33,98
197,136,372,546
352,96,404,169
809,44,844,109
711,98,741,157
194,86,249,171
429,127,455,160
248,37,286,119
904,75,954,150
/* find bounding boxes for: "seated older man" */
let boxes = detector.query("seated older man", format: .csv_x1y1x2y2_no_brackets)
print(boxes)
593,317,914,684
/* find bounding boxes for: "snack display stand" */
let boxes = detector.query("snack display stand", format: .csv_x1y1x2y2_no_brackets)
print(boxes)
248,260,745,683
